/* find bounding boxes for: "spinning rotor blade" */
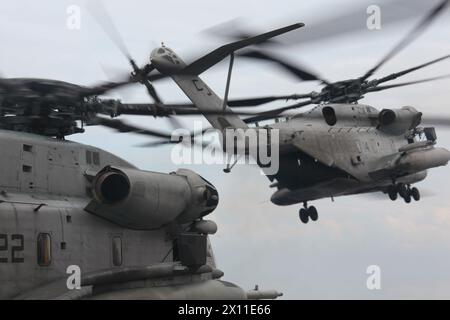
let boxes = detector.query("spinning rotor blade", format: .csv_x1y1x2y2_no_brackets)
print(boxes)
360,0,449,81
142,77,162,104
138,128,214,148
115,103,271,117
88,0,162,104
375,54,450,84
148,73,168,82
80,80,133,97
228,94,313,107
238,50,328,83
366,74,450,92
207,0,446,48
91,116,173,139
243,100,313,123
87,0,133,61
182,23,305,75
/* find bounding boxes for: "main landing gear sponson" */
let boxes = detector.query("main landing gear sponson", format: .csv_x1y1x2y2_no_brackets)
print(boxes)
387,183,420,203
299,202,318,224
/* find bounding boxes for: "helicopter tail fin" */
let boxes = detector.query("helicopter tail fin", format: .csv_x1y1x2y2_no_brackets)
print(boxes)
157,23,305,132
170,74,248,131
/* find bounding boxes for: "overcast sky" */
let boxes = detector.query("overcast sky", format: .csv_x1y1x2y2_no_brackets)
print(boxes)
1,0,450,299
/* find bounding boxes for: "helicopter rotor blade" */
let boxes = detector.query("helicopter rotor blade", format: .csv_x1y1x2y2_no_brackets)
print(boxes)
148,73,169,82
360,0,449,81
80,80,134,98
228,93,313,107
366,74,450,92
242,100,313,123
375,54,450,85
87,0,133,62
206,0,447,48
88,0,165,115
143,79,162,104
238,50,329,83
115,103,274,117
137,125,216,149
91,116,174,139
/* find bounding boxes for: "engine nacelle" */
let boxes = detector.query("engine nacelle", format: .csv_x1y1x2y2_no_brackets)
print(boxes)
378,106,422,135
397,147,450,173
85,166,219,230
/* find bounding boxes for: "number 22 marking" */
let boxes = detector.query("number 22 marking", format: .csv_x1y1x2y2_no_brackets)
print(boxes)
0,234,25,263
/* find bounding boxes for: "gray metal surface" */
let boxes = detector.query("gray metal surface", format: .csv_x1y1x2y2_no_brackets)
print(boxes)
0,129,269,299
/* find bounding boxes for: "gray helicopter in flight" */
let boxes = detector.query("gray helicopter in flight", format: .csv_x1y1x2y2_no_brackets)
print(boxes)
107,0,450,224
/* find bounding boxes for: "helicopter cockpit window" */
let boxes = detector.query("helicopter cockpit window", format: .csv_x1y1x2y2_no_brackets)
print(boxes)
37,233,52,266
322,107,337,126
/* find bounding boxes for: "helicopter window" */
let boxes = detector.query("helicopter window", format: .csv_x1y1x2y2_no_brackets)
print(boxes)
322,107,337,126
157,48,165,54
86,151,92,164
37,233,52,267
23,144,33,152
112,236,122,267
93,152,100,166
22,165,32,173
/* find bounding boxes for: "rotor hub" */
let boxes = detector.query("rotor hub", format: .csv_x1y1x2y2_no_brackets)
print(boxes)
150,47,186,74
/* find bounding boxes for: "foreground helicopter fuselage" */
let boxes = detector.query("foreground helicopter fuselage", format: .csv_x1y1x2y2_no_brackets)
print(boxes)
0,130,276,299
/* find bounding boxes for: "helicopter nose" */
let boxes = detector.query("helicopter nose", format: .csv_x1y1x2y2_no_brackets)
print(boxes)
150,46,185,74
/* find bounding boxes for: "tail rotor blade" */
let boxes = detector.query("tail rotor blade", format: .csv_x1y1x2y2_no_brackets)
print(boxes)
87,0,133,62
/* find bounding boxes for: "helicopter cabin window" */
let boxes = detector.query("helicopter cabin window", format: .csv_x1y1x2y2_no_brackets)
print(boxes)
112,236,122,267
92,152,100,166
37,233,52,266
22,165,32,173
23,144,33,152
322,107,337,126
86,150,92,164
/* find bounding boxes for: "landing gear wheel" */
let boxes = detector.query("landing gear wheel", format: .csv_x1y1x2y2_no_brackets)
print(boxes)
388,186,398,201
397,183,408,198
308,206,318,221
411,187,420,201
299,208,309,224
403,192,412,204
